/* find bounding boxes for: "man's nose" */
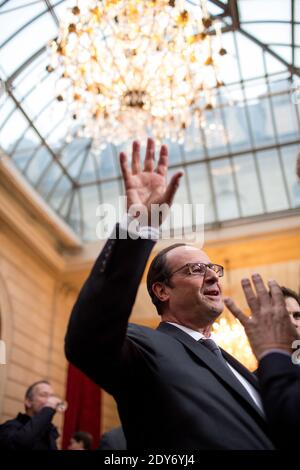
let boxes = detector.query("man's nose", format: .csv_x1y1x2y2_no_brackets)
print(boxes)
293,320,299,328
204,267,219,282
290,316,298,327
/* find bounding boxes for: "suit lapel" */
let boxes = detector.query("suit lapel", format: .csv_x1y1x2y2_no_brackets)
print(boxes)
221,349,259,390
157,322,263,418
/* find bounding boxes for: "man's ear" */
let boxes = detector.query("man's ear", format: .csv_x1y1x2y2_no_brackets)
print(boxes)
152,282,170,303
25,399,32,410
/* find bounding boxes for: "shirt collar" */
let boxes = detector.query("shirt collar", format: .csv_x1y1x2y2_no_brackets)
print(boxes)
166,322,212,342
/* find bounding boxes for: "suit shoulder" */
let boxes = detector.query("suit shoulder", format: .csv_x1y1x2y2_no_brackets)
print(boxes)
127,323,177,349
127,322,154,335
127,323,168,340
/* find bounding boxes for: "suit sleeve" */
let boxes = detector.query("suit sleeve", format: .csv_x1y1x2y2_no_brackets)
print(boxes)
0,408,55,450
64,226,156,391
257,352,300,447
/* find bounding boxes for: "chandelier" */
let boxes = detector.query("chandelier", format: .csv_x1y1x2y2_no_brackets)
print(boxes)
48,0,227,147
213,317,257,371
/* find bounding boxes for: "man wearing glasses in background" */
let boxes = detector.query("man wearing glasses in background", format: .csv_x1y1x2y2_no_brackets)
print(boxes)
65,139,275,450
281,286,300,332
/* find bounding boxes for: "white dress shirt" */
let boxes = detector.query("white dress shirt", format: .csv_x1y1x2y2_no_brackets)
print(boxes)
120,214,160,240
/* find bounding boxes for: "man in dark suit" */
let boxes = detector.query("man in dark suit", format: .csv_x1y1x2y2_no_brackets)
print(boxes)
65,138,274,450
225,275,300,449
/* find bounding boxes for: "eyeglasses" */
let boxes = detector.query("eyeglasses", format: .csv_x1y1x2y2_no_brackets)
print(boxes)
289,312,300,320
168,262,224,279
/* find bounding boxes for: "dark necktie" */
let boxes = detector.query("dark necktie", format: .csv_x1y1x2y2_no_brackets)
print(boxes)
199,338,250,389
199,338,264,415
199,338,229,367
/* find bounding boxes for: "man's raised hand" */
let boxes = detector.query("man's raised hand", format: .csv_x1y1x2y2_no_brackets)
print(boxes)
119,138,183,226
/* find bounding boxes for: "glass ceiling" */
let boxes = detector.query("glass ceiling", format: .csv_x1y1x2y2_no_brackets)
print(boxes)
0,0,299,241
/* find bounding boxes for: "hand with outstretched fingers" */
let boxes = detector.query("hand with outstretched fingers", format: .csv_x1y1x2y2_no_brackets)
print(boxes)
119,138,183,227
224,273,298,360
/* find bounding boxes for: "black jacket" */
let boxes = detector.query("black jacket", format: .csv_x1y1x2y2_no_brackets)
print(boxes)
0,407,58,450
258,352,300,448
99,426,127,450
65,229,275,450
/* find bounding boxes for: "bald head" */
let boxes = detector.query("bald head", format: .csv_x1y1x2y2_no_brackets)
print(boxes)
165,245,211,274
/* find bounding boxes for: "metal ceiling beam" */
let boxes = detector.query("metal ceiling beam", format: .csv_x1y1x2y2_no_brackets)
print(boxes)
240,20,300,25
44,0,60,26
3,0,65,84
6,88,76,187
234,0,299,76
292,0,295,72
0,1,44,14
208,23,235,35
0,0,10,8
77,137,300,189
267,43,300,48
228,0,240,30
0,7,50,49
6,45,47,86
239,27,300,77
208,0,228,12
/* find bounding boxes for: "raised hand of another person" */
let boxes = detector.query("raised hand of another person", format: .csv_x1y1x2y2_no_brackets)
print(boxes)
119,138,183,227
224,274,298,360
44,396,67,413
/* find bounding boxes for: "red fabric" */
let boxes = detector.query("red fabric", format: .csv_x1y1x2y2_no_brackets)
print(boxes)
62,363,101,450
